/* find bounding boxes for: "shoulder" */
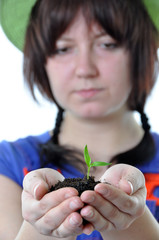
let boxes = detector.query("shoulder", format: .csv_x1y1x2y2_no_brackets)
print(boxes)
151,132,159,147
137,132,159,173
0,131,51,161
151,132,159,167
0,132,51,186
141,132,159,221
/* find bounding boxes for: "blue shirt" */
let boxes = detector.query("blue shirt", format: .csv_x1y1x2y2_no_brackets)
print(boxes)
0,131,159,239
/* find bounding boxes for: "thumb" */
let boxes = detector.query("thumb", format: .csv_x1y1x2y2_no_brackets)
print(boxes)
118,179,134,195
23,168,65,200
100,164,145,195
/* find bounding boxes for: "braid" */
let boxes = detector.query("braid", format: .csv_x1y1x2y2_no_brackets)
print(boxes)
136,105,151,131
52,107,64,144
39,106,84,171
140,111,151,131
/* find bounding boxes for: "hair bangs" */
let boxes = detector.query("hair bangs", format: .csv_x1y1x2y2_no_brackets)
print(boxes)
33,0,138,57
31,0,154,57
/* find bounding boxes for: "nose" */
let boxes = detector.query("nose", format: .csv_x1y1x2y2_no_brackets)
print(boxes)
75,49,98,79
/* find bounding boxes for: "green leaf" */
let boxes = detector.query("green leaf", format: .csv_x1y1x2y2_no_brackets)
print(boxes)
84,145,91,167
91,161,112,167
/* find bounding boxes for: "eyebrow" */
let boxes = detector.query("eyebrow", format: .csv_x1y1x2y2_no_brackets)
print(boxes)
57,37,74,42
57,31,108,42
94,31,108,39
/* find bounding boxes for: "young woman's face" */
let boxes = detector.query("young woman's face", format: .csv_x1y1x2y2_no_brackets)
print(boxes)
45,12,132,119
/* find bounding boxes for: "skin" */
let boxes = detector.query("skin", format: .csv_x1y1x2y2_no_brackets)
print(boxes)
1,12,159,240
0,175,23,239
45,12,132,120
20,166,159,240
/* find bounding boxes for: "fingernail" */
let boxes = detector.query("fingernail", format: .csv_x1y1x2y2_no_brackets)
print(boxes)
85,196,95,203
128,181,133,195
98,187,109,196
84,210,94,218
33,184,40,199
65,190,76,199
83,226,94,235
69,216,79,225
69,200,79,210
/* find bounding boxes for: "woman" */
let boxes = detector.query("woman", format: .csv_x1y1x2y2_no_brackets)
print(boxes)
0,0,159,239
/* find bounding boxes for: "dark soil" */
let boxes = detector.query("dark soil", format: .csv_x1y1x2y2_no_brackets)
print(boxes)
50,176,107,225
50,175,100,196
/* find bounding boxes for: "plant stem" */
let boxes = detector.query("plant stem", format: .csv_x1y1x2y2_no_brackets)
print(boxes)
87,167,90,180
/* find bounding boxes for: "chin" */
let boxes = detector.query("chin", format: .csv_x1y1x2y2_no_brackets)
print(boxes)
70,104,110,119
79,109,106,119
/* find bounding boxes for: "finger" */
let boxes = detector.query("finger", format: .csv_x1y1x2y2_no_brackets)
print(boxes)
22,187,79,221
81,204,115,232
81,190,132,230
100,164,145,195
82,222,94,236
95,183,145,216
118,179,134,195
23,168,64,200
34,196,84,236
53,212,94,237
52,212,84,237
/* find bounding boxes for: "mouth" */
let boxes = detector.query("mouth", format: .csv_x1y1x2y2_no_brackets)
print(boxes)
75,88,103,98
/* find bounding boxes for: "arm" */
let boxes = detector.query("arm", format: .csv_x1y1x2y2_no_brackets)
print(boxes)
15,221,77,240
102,206,159,240
0,175,23,240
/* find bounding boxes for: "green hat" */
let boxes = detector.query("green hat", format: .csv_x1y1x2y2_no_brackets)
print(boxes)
0,0,159,51
0,0,36,51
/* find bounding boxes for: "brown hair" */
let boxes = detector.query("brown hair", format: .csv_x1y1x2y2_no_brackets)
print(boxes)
23,0,159,112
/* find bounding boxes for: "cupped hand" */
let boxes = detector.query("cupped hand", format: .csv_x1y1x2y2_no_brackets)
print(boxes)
22,168,93,237
80,164,146,234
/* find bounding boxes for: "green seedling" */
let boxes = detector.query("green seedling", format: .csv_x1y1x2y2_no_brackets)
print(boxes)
84,145,112,180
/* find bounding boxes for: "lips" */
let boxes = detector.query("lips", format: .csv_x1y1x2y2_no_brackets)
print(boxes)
75,88,102,98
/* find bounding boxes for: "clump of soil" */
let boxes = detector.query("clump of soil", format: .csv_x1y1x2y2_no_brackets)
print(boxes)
50,176,105,225
50,175,100,195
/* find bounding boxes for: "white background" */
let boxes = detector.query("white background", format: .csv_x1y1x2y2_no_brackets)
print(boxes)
0,26,159,142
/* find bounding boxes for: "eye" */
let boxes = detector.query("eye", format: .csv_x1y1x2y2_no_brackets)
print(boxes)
101,42,118,49
54,47,71,55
